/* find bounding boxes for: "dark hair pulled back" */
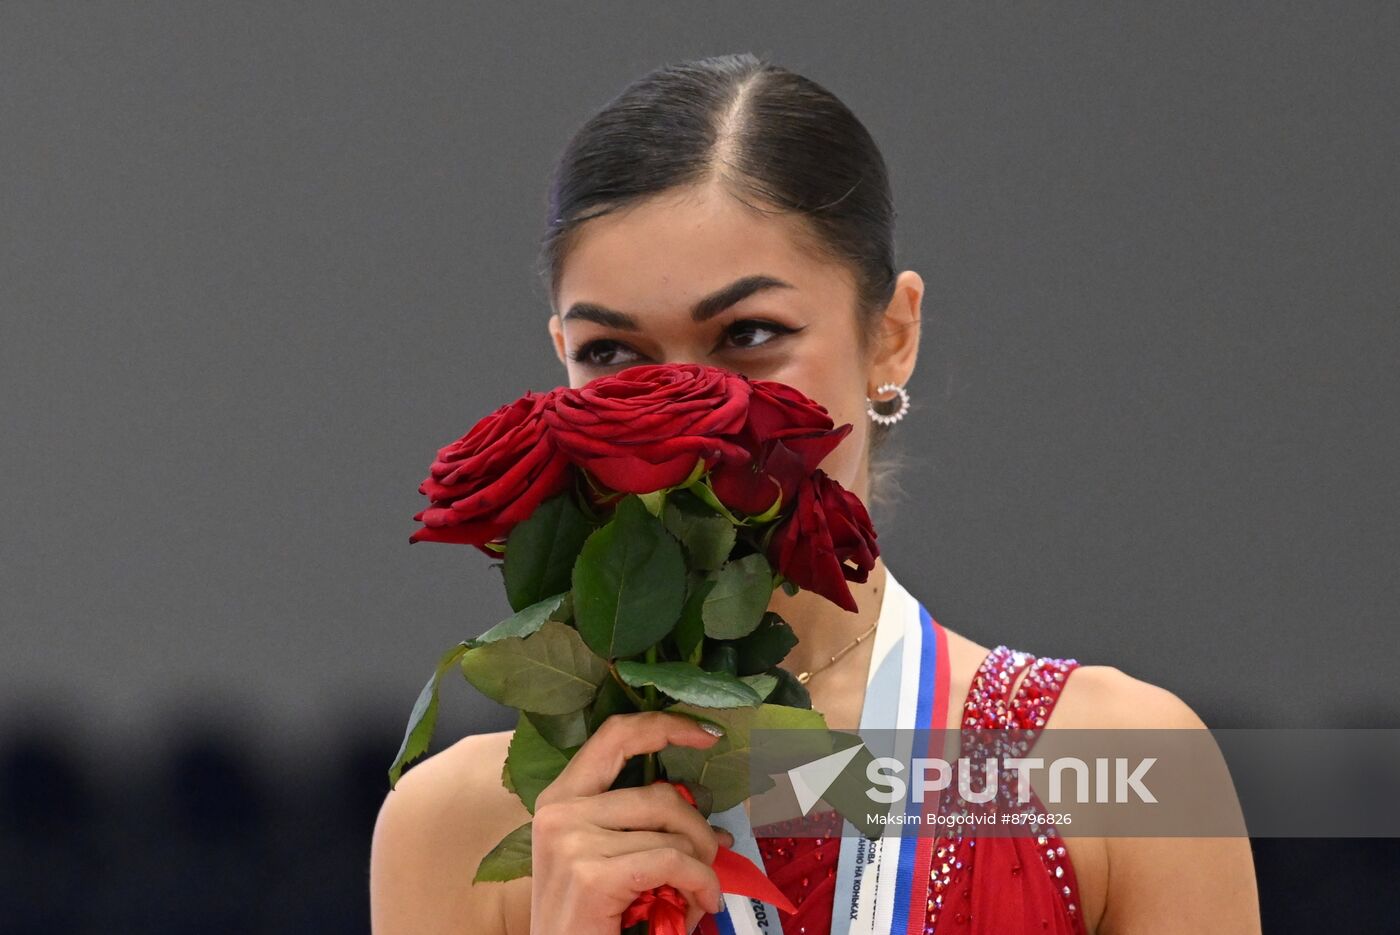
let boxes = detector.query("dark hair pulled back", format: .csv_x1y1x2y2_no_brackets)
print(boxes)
538,53,905,467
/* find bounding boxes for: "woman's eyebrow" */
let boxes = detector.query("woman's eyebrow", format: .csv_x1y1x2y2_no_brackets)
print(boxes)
691,274,794,322
561,274,795,329
560,304,639,330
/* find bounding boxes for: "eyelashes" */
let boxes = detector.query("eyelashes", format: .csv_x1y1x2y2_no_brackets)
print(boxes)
568,339,639,367
569,319,804,368
725,319,801,348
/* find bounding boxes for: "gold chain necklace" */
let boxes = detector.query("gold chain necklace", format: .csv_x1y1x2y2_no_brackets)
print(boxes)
794,618,880,685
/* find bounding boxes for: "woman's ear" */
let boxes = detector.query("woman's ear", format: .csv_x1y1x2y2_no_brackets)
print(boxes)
548,313,569,367
869,270,923,390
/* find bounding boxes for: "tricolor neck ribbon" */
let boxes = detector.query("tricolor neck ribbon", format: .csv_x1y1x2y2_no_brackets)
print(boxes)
703,570,950,935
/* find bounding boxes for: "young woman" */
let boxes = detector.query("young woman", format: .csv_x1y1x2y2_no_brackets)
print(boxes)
370,53,1260,934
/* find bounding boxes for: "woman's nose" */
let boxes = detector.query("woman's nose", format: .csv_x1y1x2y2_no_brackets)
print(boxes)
650,345,712,368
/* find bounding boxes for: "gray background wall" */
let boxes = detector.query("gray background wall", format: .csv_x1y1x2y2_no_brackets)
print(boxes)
1,3,1397,929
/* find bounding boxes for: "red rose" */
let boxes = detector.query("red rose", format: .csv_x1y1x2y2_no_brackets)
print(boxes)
709,379,851,516
543,363,753,494
744,378,837,440
409,390,571,548
766,470,879,612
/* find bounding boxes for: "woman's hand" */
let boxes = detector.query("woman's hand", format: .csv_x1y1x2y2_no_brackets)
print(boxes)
529,711,735,935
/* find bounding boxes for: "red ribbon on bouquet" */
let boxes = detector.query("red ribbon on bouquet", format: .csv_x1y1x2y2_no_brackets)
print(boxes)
623,782,797,935
712,844,798,913
622,885,689,935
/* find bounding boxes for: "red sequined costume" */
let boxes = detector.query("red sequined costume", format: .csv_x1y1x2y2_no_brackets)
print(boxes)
748,644,1085,935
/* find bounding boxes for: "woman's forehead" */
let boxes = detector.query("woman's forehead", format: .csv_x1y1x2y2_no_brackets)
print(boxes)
555,186,852,318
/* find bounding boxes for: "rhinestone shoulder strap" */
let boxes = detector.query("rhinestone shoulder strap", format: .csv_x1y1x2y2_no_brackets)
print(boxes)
924,646,1085,933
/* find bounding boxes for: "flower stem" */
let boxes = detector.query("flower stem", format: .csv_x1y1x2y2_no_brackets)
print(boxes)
608,663,647,710
643,645,660,783
644,645,659,706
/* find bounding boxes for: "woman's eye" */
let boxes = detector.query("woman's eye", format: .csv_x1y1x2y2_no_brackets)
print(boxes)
569,340,641,367
723,319,798,350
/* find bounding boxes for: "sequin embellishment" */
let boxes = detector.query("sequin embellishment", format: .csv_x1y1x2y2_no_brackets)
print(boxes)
922,647,1083,933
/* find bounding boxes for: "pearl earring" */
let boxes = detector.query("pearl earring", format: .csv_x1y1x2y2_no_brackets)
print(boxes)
866,382,910,426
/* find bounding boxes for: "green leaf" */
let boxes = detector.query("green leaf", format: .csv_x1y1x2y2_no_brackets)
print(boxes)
524,709,588,750
505,713,571,812
638,489,667,516
674,574,713,662
500,752,515,795
700,642,739,676
686,478,741,524
732,612,797,674
474,821,534,883
659,703,829,811
587,673,637,733
765,666,813,709
676,780,714,818
503,494,592,612
616,660,764,708
659,707,757,812
663,500,737,572
663,487,711,514
740,673,779,702
473,592,572,645
810,732,891,840
387,641,471,788
701,553,774,640
460,621,607,715
572,496,686,659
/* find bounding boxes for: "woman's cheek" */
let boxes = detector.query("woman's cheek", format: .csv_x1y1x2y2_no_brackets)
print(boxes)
821,420,868,491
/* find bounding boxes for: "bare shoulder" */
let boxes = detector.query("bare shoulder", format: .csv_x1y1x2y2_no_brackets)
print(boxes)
936,628,1257,931
933,630,1206,730
370,730,532,935
1048,666,1260,933
1050,663,1209,730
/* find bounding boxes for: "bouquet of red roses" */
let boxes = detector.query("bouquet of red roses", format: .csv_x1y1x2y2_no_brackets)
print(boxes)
389,362,879,930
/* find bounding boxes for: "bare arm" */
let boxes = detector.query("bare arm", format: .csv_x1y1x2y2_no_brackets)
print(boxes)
370,730,529,935
1058,667,1261,934
370,713,732,935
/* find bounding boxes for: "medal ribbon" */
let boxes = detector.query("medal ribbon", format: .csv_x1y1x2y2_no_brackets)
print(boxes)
709,571,948,935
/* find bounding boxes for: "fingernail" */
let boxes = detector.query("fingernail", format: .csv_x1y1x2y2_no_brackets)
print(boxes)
699,722,725,738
